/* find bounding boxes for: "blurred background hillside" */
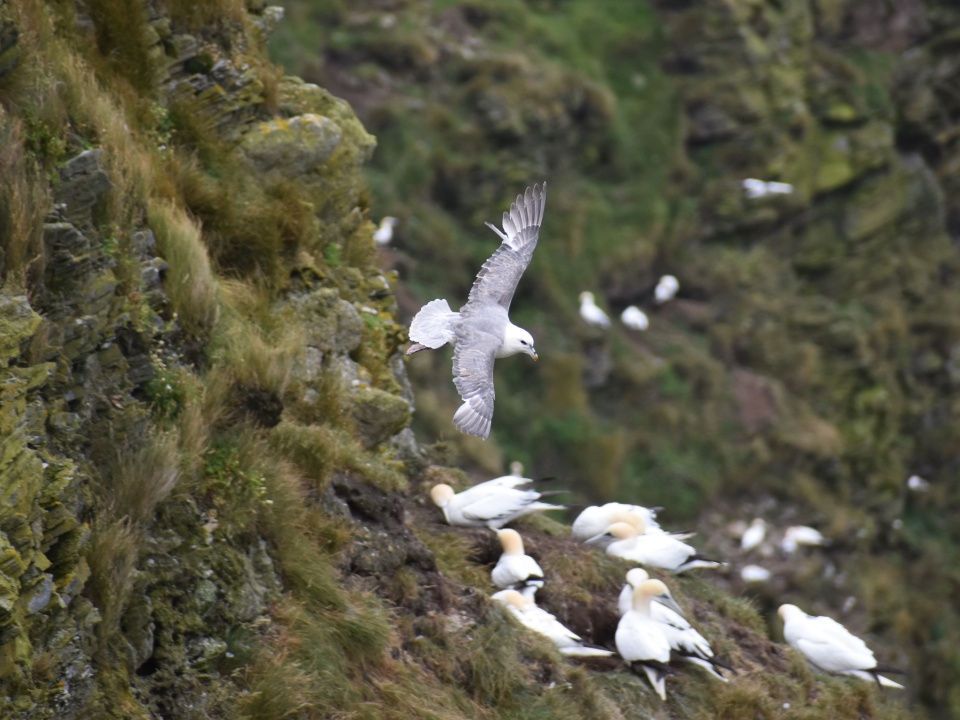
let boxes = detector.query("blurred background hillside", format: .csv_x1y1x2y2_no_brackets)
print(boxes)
272,0,960,715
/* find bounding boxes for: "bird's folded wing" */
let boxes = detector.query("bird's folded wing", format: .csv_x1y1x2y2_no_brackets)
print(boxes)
461,488,538,523
466,183,546,312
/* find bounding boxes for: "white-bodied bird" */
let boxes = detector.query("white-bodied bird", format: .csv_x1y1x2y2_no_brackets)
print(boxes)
621,305,650,331
493,590,614,658
373,216,398,245
740,565,772,583
780,526,827,555
406,184,547,439
571,503,664,541
578,291,611,328
616,579,675,699
491,529,544,599
779,604,904,689
742,178,794,199
589,522,722,573
740,518,767,553
654,275,679,304
429,479,563,530
618,569,729,681
907,475,929,492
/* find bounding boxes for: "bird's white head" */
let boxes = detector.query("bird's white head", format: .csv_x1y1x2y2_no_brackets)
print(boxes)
625,568,650,588
509,460,524,477
429,484,455,508
501,323,538,360
497,528,524,555
579,291,594,305
778,604,802,622
381,216,398,228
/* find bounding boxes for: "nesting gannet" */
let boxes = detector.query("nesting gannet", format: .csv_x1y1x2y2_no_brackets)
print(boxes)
429,480,563,530
654,275,679,305
742,178,794,199
618,569,729,681
491,529,544,599
373,216,398,245
621,305,650,331
589,522,722,573
571,503,663,541
616,579,674,699
406,184,546,439
740,518,767,553
493,590,614,658
740,565,772,583
907,475,929,492
780,526,827,555
778,604,904,689
578,291,611,328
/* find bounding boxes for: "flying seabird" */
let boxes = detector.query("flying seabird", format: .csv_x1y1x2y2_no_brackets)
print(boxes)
429,478,563,530
778,604,904,689
406,184,547,440
617,569,729,681
373,216,398,245
654,275,679,305
621,305,649,331
616,579,675,699
578,291,611,328
491,529,544,599
493,590,614,658
588,522,722,573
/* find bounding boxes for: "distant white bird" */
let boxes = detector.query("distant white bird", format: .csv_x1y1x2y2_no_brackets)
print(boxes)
406,184,546,440
654,275,679,305
572,503,663,541
907,475,929,492
780,526,827,555
740,518,767,553
620,305,649,331
589,522,722,573
779,604,904,689
742,178,794,199
373,216,398,245
618,569,729,681
578,291,611,328
493,590,614,658
740,565,772,583
616,579,675,699
509,460,525,478
429,480,563,530
491,529,544,599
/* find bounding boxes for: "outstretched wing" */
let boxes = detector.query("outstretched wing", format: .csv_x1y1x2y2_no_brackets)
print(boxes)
451,322,501,439
464,183,547,312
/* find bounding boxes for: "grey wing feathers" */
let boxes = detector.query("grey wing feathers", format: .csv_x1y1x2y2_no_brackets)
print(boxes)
452,326,500,439
466,183,547,311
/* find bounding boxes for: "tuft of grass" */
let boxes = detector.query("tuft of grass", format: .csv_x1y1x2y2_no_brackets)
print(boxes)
147,199,220,335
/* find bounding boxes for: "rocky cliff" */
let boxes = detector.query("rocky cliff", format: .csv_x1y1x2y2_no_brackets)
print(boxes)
0,0,954,718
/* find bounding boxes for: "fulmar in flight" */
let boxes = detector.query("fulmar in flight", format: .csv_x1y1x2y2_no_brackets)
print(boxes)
406,183,547,439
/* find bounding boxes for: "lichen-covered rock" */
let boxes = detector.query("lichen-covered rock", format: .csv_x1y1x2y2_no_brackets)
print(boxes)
240,114,343,175
0,5,19,81
350,386,412,447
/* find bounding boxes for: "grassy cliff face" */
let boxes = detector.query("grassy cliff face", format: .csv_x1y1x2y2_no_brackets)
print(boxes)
0,0,950,719
271,1,960,718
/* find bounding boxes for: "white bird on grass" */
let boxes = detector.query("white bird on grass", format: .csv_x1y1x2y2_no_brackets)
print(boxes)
429,479,563,530
780,526,827,555
491,529,544,600
742,178,794,199
740,518,767,553
654,275,679,305
740,565,772,583
618,569,729,681
579,291,611,328
406,184,546,440
616,579,675,700
373,216,398,245
779,604,904,689
493,590,614,658
588,522,723,573
907,475,929,492
571,503,664,541
621,305,649,331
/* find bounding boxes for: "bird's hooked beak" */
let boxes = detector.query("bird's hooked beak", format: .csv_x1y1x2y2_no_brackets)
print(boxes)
531,349,539,362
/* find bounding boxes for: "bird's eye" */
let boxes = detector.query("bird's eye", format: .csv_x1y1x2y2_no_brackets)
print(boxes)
520,340,527,345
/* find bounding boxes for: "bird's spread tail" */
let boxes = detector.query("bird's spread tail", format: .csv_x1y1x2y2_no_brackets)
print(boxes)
409,299,458,350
